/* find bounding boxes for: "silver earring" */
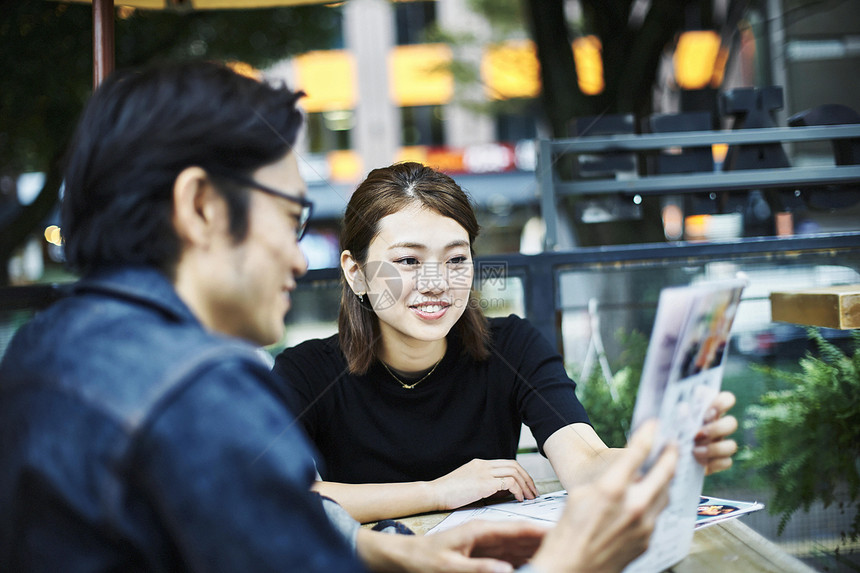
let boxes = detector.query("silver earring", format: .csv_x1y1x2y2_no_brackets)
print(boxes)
358,292,365,303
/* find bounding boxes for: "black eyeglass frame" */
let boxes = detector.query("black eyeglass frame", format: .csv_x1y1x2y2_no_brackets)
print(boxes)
209,170,314,241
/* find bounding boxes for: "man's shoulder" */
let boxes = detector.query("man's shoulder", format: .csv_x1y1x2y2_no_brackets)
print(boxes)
1,288,266,432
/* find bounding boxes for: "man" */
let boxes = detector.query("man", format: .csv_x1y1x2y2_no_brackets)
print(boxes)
0,61,677,572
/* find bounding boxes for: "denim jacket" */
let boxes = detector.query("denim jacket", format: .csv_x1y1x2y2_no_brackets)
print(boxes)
0,266,365,572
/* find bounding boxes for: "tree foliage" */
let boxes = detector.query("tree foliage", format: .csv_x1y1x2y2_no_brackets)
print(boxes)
576,328,647,448
0,0,340,284
745,329,860,541
520,0,753,247
521,0,754,137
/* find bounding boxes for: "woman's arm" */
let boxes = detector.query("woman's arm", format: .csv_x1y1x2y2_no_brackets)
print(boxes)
544,391,739,489
542,423,620,489
313,458,539,523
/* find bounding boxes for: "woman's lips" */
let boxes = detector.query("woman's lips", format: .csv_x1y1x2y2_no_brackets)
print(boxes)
410,302,450,319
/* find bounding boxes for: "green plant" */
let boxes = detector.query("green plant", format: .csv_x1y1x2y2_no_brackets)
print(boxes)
575,329,646,448
745,329,860,540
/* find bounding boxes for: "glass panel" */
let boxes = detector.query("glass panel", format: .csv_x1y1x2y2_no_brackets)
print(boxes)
476,273,525,319
557,251,860,369
554,246,860,565
278,277,341,355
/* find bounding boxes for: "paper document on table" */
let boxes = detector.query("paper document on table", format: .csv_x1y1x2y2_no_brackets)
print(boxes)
695,495,764,530
427,490,568,535
623,278,747,573
428,490,761,535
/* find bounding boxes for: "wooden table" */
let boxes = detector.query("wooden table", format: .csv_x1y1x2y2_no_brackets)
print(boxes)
390,480,815,573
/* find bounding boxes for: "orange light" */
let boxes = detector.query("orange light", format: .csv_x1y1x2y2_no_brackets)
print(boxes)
684,214,710,241
389,44,453,107
573,36,604,96
482,40,541,100
674,31,721,90
661,204,684,241
293,50,356,113
327,150,362,183
396,146,429,165
44,225,63,246
710,46,729,88
225,61,261,81
426,148,465,173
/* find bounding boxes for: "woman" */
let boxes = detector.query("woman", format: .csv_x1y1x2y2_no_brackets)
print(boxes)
273,162,737,523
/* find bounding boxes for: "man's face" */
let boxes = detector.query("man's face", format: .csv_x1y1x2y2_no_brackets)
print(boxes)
206,152,309,346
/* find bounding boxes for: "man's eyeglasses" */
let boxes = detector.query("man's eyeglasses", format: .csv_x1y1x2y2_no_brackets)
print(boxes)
211,171,314,241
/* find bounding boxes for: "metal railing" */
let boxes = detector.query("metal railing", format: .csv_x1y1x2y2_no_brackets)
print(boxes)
537,124,860,250
3,232,860,361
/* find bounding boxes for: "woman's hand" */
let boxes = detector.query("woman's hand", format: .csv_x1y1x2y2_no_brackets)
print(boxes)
431,459,539,511
693,391,739,475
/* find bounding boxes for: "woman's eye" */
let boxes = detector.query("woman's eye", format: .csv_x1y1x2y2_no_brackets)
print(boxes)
448,256,468,265
396,257,420,266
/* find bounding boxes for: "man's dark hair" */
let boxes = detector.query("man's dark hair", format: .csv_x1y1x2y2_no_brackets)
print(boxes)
61,60,304,276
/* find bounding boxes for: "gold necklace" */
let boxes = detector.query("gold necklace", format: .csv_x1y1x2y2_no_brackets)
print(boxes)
381,358,443,389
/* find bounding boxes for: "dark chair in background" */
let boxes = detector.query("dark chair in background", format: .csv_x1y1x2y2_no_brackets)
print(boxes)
788,103,860,210
645,111,716,217
567,114,641,224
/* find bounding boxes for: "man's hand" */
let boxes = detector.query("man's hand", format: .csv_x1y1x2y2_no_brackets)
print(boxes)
693,391,739,475
356,520,547,573
529,420,678,573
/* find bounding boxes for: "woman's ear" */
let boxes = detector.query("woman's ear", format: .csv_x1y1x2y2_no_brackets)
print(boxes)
172,166,226,247
341,250,366,295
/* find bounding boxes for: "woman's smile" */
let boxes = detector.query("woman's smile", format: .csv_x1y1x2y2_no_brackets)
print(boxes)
410,300,451,319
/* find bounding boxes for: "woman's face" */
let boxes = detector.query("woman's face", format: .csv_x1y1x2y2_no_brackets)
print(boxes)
361,203,474,350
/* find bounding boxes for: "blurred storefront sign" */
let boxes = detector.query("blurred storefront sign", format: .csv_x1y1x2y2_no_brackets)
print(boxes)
300,140,536,187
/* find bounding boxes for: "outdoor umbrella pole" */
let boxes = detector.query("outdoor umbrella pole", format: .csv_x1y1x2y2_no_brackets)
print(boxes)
93,0,115,87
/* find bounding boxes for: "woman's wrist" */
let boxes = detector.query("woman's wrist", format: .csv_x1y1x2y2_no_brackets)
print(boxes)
421,478,447,512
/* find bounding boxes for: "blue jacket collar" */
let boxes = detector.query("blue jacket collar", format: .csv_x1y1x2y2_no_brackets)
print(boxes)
74,266,198,325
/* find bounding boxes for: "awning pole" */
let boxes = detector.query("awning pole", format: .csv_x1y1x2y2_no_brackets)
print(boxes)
93,0,115,88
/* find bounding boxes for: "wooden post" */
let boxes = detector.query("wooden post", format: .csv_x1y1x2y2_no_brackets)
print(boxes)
771,285,860,329
92,0,115,88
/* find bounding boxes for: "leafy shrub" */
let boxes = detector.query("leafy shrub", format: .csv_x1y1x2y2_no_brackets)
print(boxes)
745,329,860,540
575,329,647,448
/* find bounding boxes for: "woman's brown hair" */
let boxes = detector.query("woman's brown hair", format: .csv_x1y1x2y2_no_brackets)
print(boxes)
339,162,490,374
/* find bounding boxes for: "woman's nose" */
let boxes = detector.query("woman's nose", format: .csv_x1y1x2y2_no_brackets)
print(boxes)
415,263,448,294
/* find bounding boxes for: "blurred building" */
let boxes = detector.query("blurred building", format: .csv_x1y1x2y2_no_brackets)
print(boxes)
264,0,544,266
6,0,859,280
262,0,860,268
